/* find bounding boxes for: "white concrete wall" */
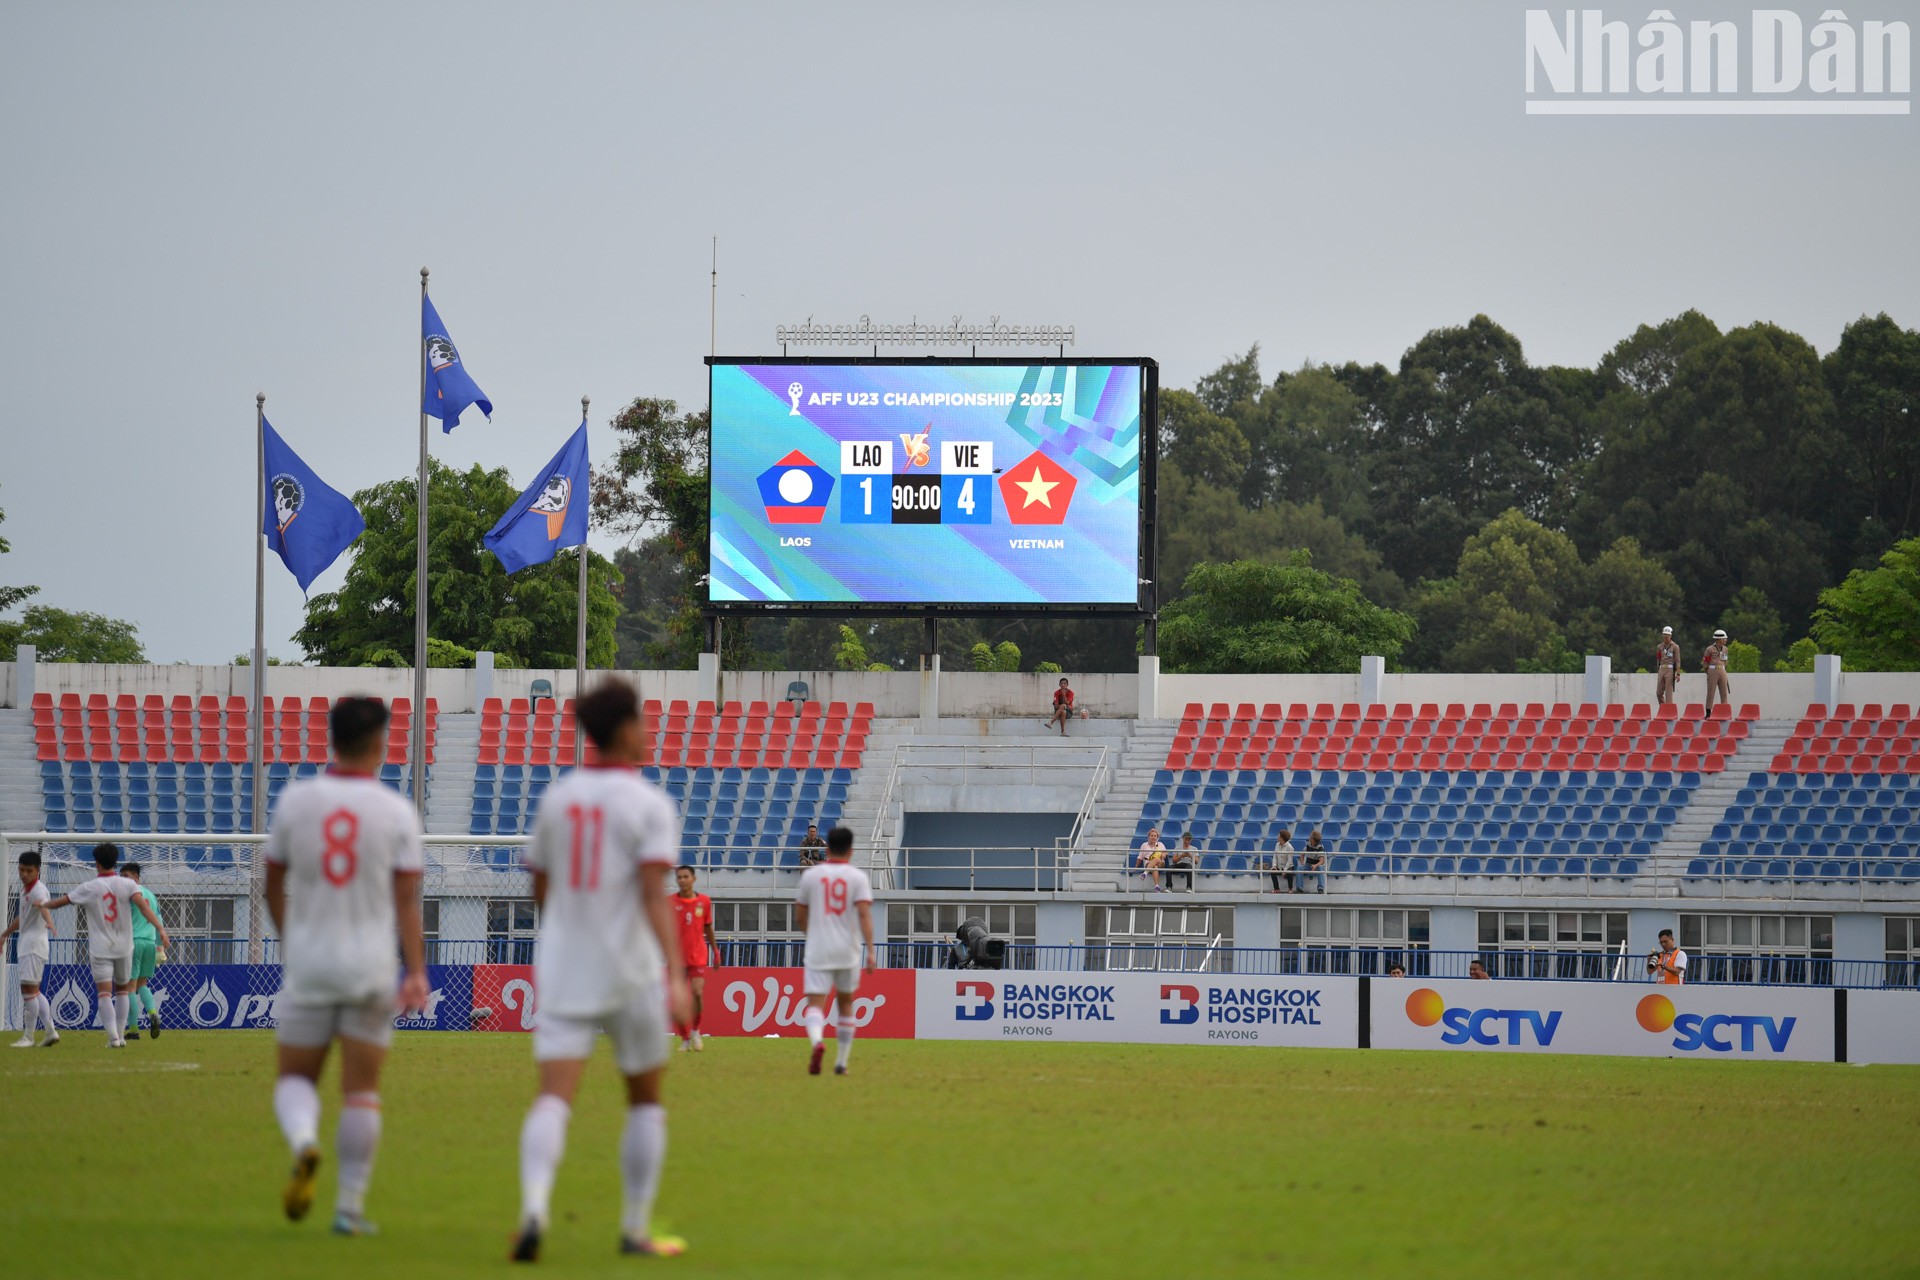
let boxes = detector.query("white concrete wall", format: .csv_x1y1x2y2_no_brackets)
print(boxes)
5,661,1916,719
939,671,1138,719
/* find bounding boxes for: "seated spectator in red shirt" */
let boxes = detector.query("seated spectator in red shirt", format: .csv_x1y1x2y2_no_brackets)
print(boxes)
1047,678,1075,736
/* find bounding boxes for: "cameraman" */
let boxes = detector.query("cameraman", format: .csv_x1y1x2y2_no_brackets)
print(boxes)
1648,928,1687,985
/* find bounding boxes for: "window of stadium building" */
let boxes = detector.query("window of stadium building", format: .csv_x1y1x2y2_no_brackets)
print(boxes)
1679,913,1834,985
712,900,804,967
1281,907,1431,976
1084,906,1232,973
157,896,237,964
1885,918,1920,988
1476,911,1627,981
485,898,537,965
886,903,1037,969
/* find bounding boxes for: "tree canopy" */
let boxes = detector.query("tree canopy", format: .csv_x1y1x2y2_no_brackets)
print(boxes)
0,606,145,663
295,459,622,668
1159,554,1415,674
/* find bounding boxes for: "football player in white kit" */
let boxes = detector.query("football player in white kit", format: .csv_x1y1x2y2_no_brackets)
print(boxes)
43,842,170,1048
263,696,429,1238
2,850,59,1047
511,680,691,1263
794,826,875,1076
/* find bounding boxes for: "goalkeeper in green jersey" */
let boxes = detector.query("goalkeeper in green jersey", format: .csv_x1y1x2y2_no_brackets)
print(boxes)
121,863,163,1040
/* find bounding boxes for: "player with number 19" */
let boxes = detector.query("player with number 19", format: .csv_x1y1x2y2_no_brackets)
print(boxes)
263,696,429,1238
511,680,691,1262
794,827,875,1076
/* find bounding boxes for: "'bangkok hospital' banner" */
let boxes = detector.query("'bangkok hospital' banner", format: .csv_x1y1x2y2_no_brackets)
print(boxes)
912,970,1360,1047
1372,978,1837,1062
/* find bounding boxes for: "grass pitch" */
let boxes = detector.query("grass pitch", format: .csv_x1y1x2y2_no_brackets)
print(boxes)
2,1032,1914,1278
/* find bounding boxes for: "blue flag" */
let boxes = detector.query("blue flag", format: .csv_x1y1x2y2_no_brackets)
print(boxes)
262,418,366,593
422,291,492,431
484,421,590,574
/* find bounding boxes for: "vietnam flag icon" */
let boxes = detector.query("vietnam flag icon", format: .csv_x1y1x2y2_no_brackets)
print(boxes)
757,451,834,524
997,451,1077,525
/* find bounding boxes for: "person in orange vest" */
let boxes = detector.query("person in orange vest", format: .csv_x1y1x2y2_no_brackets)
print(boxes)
1649,928,1688,984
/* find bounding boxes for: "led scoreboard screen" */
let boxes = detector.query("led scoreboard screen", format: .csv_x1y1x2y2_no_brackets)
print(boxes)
708,361,1147,607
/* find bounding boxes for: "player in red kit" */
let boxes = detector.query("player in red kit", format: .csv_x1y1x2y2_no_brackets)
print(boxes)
672,866,718,1051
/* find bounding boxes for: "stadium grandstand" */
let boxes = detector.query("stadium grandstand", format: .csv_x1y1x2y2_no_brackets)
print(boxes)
2,654,1917,989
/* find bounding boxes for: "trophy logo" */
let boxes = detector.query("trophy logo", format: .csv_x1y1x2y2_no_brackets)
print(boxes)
787,382,804,415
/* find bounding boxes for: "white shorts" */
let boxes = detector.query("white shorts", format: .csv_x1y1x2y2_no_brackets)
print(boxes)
277,996,397,1050
89,953,131,986
802,966,860,997
16,953,46,987
534,988,669,1077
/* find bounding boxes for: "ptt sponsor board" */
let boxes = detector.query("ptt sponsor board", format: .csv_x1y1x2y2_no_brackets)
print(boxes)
915,970,1357,1046
29,963,474,1032
1374,979,1834,1061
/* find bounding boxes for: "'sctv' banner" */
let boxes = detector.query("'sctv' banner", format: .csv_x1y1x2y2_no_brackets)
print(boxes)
1373,978,1836,1062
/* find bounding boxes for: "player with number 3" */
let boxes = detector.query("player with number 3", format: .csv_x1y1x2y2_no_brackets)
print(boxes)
43,841,171,1049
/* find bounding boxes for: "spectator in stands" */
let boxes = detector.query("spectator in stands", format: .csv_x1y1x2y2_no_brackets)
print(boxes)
1702,630,1732,715
1165,832,1197,893
1135,826,1167,891
1386,963,1405,978
1046,678,1075,736
1302,830,1328,894
797,823,826,868
1649,928,1688,984
1468,960,1491,980
1265,829,1297,893
1655,626,1681,705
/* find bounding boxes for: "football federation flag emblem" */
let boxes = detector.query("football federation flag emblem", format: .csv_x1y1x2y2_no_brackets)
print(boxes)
260,418,366,593
484,421,590,574
757,451,834,524
421,291,493,432
997,450,1077,525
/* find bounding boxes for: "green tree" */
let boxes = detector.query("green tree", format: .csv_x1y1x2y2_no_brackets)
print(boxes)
1776,637,1818,673
1159,554,1414,674
1824,313,1920,563
1566,535,1683,668
1158,388,1250,490
0,606,145,663
0,496,37,615
294,459,621,668
832,625,889,673
968,641,1021,672
1809,537,1920,670
1716,585,1785,668
592,397,733,669
1415,510,1584,672
1358,316,1593,585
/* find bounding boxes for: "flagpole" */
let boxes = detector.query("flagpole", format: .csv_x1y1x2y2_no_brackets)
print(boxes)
412,267,430,818
575,395,589,768
250,393,267,965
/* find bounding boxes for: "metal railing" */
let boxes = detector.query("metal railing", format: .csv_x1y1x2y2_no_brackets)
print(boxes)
6,833,1917,903
869,742,1110,860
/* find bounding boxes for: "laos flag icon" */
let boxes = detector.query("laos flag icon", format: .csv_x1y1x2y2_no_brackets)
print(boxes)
757,450,834,524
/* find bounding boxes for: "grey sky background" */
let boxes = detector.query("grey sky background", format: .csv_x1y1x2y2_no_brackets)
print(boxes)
2,1,1914,664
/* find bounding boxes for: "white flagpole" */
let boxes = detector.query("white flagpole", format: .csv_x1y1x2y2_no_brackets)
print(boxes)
250,393,267,964
412,268,430,818
575,395,589,768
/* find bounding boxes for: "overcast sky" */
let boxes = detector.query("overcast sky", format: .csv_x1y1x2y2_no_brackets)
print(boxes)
2,1,1914,663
